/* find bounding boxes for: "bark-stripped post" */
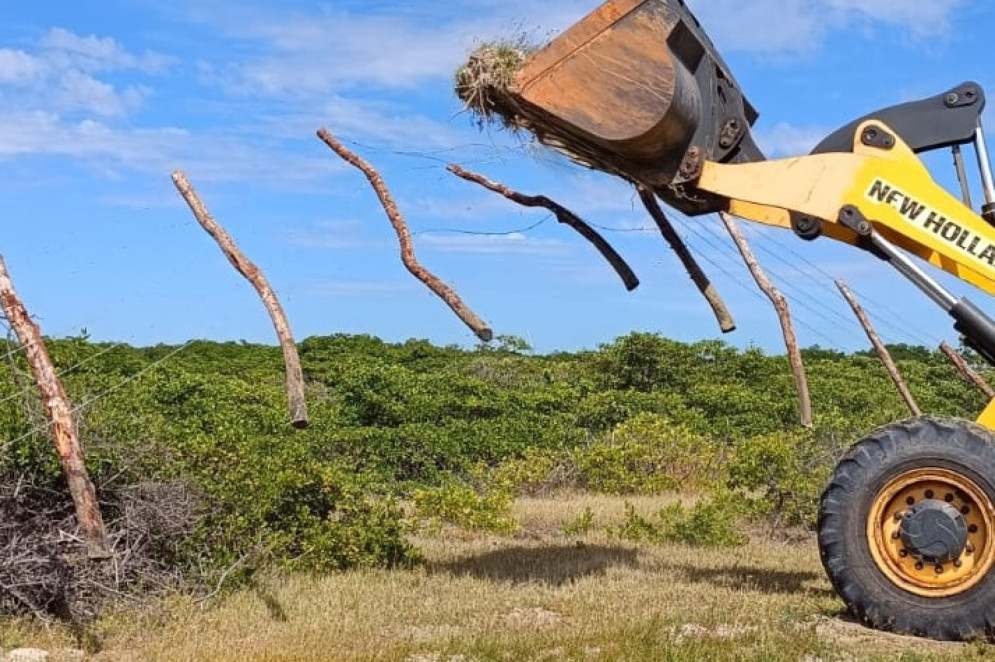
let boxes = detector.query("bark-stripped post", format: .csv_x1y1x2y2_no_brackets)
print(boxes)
0,256,110,557
318,129,493,341
836,280,921,416
171,172,309,429
446,164,639,292
638,187,736,333
720,212,813,427
940,341,995,400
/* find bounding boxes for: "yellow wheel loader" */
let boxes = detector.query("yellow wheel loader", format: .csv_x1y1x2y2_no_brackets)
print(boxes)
505,0,995,640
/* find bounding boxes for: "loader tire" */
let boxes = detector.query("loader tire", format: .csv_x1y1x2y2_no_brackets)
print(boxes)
819,417,995,641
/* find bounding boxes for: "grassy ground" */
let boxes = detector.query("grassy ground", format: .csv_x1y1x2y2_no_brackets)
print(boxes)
3,493,993,662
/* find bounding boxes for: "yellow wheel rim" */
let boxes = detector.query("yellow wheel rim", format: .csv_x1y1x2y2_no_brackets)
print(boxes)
867,468,995,597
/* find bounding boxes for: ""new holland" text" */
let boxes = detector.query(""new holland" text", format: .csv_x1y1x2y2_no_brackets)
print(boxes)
866,179,995,267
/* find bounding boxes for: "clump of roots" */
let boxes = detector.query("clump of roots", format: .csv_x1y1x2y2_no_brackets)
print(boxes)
455,42,535,130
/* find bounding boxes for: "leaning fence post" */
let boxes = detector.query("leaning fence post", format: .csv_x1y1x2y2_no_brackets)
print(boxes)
0,255,110,558
836,279,921,417
720,212,812,427
940,341,995,401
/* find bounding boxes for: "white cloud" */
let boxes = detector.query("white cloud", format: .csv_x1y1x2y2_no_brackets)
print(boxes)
288,220,391,250
301,280,415,298
420,232,567,255
0,49,43,83
686,0,966,54
56,70,149,118
41,27,173,73
825,0,965,37
191,0,594,96
0,111,340,186
0,28,172,119
754,123,829,158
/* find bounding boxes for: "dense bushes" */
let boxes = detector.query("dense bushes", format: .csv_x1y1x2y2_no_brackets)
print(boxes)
0,331,988,615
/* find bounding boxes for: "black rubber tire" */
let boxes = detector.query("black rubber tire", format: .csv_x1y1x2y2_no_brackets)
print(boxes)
818,416,995,641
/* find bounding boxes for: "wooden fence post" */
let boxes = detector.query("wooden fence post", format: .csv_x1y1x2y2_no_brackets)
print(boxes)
720,212,813,427
172,172,309,429
318,129,493,341
836,279,921,416
0,255,110,558
940,341,995,400
638,187,736,333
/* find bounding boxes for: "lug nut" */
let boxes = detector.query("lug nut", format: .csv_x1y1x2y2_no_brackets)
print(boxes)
899,549,909,558
936,565,944,574
915,562,925,571
894,512,906,521
945,493,955,503
892,531,902,540
906,496,916,506
967,544,976,554
955,560,964,568
925,490,934,499
962,505,972,515
969,524,979,534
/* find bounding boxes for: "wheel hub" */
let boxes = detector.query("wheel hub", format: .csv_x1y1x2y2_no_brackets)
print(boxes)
899,499,968,564
867,468,995,597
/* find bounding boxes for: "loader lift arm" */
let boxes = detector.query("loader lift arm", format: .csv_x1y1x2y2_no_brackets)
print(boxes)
696,119,995,404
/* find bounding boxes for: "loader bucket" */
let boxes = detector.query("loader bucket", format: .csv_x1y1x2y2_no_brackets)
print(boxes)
511,0,764,215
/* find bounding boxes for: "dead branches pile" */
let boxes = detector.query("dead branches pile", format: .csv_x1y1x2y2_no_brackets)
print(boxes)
0,472,203,621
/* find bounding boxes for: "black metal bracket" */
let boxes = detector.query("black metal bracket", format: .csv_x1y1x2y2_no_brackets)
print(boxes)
860,125,895,150
812,82,985,155
838,205,873,236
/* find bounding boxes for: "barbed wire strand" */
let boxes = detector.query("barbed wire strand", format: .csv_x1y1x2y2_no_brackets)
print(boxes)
742,223,946,346
0,343,129,410
0,341,194,452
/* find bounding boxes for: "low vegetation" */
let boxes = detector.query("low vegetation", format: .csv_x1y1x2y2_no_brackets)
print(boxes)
2,494,991,661
0,331,990,652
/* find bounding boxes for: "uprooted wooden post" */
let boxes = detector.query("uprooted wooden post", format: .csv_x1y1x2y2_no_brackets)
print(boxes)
720,212,813,428
446,164,639,291
940,341,995,401
0,255,110,558
638,187,736,333
171,171,309,429
317,129,492,342
836,280,921,416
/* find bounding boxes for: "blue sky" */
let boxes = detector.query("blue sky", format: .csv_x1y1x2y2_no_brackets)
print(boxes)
2,0,995,354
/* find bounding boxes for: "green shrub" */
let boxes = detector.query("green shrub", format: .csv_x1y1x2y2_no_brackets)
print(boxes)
487,447,566,495
727,427,844,529
656,491,748,547
611,495,746,548
574,414,722,494
562,507,596,536
413,482,517,534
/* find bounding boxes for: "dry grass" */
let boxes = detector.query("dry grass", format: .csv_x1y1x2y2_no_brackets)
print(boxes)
2,492,991,662
454,42,534,130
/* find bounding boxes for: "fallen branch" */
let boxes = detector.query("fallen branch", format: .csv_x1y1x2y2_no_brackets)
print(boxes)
720,213,812,427
446,164,639,292
836,280,921,416
317,129,492,342
638,187,735,333
940,341,995,400
171,171,309,429
0,256,110,558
